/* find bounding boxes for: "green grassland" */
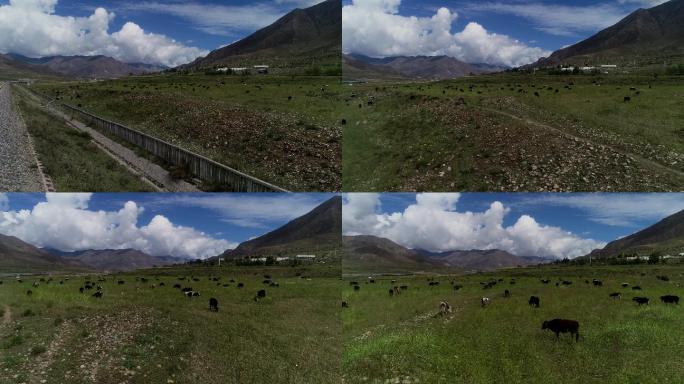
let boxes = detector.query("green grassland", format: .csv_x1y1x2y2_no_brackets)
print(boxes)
343,264,684,383
0,265,342,384
342,73,684,192
32,74,344,191
12,86,153,192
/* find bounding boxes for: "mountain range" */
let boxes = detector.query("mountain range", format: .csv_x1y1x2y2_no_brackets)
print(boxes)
343,235,545,274
222,195,342,260
46,249,181,272
343,53,507,81
186,0,341,70
3,53,166,79
533,0,684,67
587,209,684,259
0,234,89,273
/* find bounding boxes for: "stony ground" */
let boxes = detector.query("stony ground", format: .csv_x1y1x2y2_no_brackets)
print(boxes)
0,83,43,192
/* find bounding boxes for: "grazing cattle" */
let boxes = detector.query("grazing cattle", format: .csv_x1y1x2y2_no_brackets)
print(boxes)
632,297,649,305
624,96,631,102
529,296,540,308
452,284,462,291
342,301,348,308
118,280,125,285
353,285,360,291
209,298,219,312
173,284,181,289
92,291,103,299
562,281,572,286
542,319,580,341
656,275,670,282
660,295,679,304
237,283,244,288
79,287,85,294
184,291,193,298
609,292,622,300
504,290,511,298
389,289,395,297
159,282,165,287
439,301,452,315
621,283,629,288
429,281,440,287
255,289,267,302
181,287,193,293
349,281,358,286
632,286,642,291
541,279,550,284
270,282,279,287
369,279,375,284
192,292,200,297
32,282,39,288
26,290,33,296
593,279,603,287
481,297,491,307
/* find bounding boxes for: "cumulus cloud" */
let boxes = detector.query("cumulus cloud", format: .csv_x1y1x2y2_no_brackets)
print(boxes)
0,0,207,66
342,0,550,67
342,193,604,259
0,194,233,259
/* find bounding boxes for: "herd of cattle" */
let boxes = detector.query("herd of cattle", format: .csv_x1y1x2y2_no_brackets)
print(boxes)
344,275,680,342
4,273,284,312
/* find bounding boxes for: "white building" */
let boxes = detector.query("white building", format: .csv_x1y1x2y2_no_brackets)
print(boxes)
296,254,316,261
253,65,269,74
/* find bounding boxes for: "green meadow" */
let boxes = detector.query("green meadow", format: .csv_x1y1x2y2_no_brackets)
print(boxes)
0,265,341,384
343,264,684,383
342,73,684,192
33,74,345,192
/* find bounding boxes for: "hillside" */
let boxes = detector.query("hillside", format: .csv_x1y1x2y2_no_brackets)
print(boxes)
420,249,547,271
343,54,506,81
588,209,684,258
0,234,89,273
6,53,165,79
186,0,341,70
0,53,63,80
51,249,181,272
223,196,341,259
343,235,447,274
534,0,684,67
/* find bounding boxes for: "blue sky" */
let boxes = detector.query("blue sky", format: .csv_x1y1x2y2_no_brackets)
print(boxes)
0,193,335,258
0,0,324,66
342,193,684,258
342,0,669,66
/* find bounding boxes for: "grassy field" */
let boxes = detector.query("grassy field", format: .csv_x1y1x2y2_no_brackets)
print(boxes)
343,73,684,192
343,264,684,383
33,74,344,192
12,87,154,192
0,265,342,384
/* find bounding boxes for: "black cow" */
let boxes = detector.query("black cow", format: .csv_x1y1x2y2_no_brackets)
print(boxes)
542,319,580,341
541,279,550,284
173,284,181,289
528,296,540,308
26,290,33,296
632,286,642,291
237,283,244,288
632,297,649,305
353,285,360,291
389,289,395,296
609,292,621,300
342,301,348,308
92,291,103,299
209,298,219,312
624,96,631,102
118,280,125,285
504,290,511,298
621,283,629,288
255,289,267,302
592,279,603,287
660,295,679,304
79,287,85,294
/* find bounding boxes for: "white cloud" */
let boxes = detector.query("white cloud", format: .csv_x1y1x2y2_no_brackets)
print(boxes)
0,0,207,66
343,193,604,259
618,0,669,6
342,0,550,66
0,194,233,259
519,193,684,227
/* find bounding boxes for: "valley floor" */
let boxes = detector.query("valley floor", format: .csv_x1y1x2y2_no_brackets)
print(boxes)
0,266,342,384
343,73,684,191
342,264,684,383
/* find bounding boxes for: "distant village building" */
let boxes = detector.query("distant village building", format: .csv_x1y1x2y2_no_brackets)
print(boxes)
560,67,575,72
276,256,291,262
230,67,249,74
296,254,316,262
217,67,229,73
253,65,269,74
600,65,618,69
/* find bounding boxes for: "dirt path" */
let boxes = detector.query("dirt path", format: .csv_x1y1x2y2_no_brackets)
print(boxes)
16,86,199,192
0,82,45,191
480,106,684,181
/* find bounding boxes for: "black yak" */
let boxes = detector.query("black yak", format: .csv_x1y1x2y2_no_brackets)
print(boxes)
542,319,580,341
255,289,267,302
440,301,452,315
342,301,349,308
632,286,642,291
632,297,649,305
92,291,103,299
504,290,511,298
481,297,491,307
660,295,679,304
609,292,621,300
529,296,540,308
209,298,219,312
26,290,33,296
353,285,360,291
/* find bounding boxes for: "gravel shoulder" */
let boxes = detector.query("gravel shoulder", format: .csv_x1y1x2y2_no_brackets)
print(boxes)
0,82,44,192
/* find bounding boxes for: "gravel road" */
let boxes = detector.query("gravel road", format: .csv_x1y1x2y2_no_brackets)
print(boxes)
0,82,44,191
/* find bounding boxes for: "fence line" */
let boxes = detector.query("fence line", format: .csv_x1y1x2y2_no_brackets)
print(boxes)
26,87,288,192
